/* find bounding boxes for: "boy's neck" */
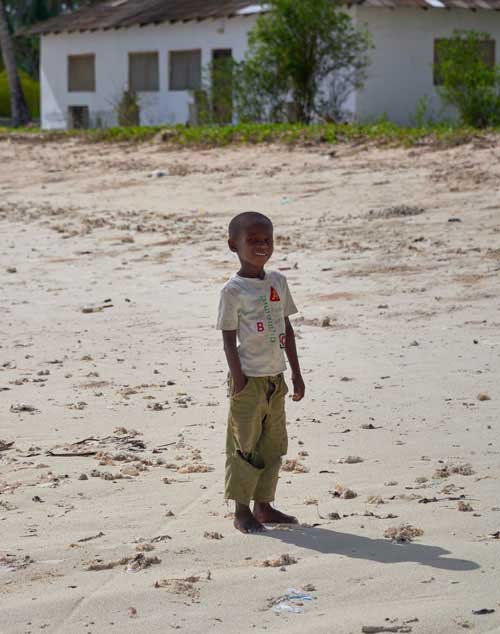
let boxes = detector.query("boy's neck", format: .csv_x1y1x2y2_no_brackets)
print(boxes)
237,264,266,279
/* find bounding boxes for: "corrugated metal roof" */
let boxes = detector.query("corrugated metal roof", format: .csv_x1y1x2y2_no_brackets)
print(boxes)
24,0,500,36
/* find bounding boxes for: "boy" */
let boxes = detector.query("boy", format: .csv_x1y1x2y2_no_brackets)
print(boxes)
217,211,305,534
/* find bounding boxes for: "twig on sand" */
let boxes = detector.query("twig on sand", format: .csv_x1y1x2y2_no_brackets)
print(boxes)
47,450,97,457
362,626,413,633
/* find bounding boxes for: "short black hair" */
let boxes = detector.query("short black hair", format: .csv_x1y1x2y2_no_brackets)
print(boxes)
228,212,273,240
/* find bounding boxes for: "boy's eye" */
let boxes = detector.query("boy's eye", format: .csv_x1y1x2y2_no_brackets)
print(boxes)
247,236,272,245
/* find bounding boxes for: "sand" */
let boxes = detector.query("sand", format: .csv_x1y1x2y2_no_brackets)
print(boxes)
1,135,499,634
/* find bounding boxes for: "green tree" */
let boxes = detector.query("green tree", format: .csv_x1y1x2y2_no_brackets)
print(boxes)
240,0,371,123
4,1,102,79
435,30,500,128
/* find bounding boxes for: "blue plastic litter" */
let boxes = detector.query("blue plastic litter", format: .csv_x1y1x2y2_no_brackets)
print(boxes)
272,588,315,614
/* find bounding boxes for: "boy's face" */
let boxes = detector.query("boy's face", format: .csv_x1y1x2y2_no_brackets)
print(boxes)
229,221,274,270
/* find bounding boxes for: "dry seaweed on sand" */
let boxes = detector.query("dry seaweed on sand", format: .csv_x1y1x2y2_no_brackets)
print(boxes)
281,458,309,473
433,462,475,478
10,403,39,413
0,554,34,572
86,553,160,572
383,525,424,543
177,463,213,473
338,455,364,464
127,554,161,572
327,512,342,520
203,531,223,540
368,204,425,219
135,543,155,552
0,500,17,511
86,557,130,571
257,553,298,568
154,576,202,600
304,496,319,505
330,484,357,499
48,432,146,459
113,426,141,437
458,501,474,512
366,496,385,505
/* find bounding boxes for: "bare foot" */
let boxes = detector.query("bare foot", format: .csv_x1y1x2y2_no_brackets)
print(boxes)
253,502,298,524
234,503,265,534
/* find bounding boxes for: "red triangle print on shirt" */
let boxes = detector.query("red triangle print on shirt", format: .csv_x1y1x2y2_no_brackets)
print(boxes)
270,287,281,302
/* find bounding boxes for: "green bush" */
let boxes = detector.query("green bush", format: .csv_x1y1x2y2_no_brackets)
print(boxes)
0,69,40,118
435,31,500,128
116,89,140,127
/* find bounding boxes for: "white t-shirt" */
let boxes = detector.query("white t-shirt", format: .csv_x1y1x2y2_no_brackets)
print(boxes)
217,270,298,377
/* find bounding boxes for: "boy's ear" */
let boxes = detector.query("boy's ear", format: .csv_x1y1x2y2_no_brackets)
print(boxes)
228,238,238,253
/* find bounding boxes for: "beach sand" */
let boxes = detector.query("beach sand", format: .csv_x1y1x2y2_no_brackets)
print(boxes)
1,136,499,634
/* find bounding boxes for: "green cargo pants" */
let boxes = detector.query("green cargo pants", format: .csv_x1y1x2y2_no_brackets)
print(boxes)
225,374,288,505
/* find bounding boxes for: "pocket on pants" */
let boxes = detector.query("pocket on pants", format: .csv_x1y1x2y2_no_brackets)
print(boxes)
231,377,253,399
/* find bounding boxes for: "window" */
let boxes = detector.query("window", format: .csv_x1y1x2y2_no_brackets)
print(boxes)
129,52,159,92
169,50,202,91
434,38,496,86
68,55,95,92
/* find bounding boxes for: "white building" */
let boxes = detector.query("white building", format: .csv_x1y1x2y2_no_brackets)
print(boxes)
28,0,500,129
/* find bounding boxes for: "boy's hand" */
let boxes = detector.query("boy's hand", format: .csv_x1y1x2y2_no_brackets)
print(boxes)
233,375,248,395
291,374,305,401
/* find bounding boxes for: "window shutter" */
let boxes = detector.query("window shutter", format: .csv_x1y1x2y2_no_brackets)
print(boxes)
68,55,95,92
129,52,159,92
170,50,201,90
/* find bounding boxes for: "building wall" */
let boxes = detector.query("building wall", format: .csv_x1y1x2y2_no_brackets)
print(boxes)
40,7,500,129
40,16,257,129
356,7,500,125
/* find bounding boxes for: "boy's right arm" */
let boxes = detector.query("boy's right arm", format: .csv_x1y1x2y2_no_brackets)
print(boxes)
222,330,247,395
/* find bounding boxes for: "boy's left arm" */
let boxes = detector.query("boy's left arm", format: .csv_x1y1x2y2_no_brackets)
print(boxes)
284,317,305,401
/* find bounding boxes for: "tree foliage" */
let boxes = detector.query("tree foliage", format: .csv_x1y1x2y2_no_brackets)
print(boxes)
0,67,38,116
237,0,372,124
435,30,500,128
1,1,100,78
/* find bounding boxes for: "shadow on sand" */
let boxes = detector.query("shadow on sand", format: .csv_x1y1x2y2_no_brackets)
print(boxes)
264,525,479,571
